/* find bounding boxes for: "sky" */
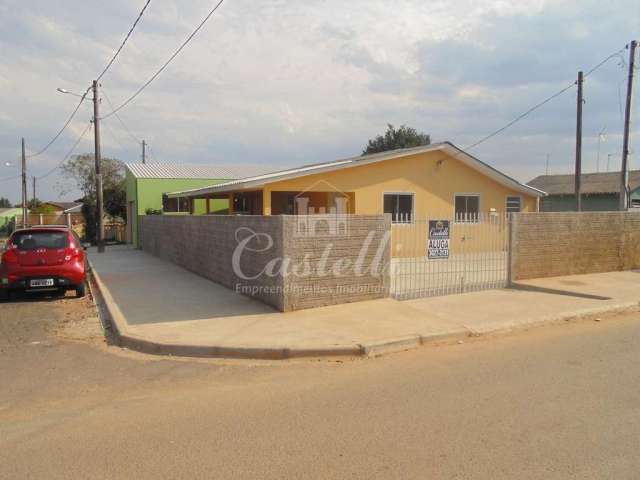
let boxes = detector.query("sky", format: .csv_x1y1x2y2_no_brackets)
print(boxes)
0,0,638,203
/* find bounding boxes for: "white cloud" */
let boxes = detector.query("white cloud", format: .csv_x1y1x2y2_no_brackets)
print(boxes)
0,0,638,202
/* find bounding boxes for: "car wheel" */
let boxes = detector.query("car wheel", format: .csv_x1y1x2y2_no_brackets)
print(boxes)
75,282,87,298
0,289,8,302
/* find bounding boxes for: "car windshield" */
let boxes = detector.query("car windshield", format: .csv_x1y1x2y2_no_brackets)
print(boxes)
12,231,69,251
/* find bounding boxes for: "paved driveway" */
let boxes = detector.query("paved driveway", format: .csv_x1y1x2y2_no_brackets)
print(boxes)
88,245,274,325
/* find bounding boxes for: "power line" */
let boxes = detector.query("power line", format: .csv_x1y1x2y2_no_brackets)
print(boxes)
464,45,632,152
102,88,141,144
464,83,576,151
584,46,627,78
0,174,20,183
38,121,93,180
96,0,153,81
101,0,226,119
23,1,154,157
26,86,91,158
101,116,128,151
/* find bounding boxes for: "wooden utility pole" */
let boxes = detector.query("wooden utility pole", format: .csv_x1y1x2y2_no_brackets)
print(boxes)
620,40,637,210
21,138,27,227
93,80,105,253
32,176,36,205
142,140,146,164
575,71,584,212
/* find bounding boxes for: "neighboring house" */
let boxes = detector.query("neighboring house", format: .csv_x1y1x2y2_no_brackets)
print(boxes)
0,207,21,235
528,170,640,211
40,201,83,214
125,163,273,246
168,142,544,220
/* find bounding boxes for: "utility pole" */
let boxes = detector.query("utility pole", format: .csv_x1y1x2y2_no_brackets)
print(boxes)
93,80,105,253
21,138,27,228
607,153,612,172
32,176,36,205
620,40,637,211
575,71,584,212
142,140,146,164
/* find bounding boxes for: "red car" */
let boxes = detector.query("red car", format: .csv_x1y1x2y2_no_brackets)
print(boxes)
0,226,87,301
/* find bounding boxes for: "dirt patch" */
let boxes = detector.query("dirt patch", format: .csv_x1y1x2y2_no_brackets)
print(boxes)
52,293,106,343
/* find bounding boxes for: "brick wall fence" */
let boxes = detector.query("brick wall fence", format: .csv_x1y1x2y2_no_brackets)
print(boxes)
281,215,390,311
141,215,390,312
511,212,640,280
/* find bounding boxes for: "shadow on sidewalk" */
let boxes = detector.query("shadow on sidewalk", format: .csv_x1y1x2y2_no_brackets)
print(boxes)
508,283,611,300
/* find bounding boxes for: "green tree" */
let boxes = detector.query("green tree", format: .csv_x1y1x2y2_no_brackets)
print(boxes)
362,124,431,155
0,197,12,208
60,154,127,242
60,154,125,199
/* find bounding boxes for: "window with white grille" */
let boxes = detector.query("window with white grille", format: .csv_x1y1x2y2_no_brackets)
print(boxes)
455,194,480,221
506,196,521,213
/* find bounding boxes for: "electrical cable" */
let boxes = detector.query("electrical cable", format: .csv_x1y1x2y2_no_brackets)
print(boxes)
102,88,142,144
26,86,91,157
96,0,153,81
464,45,632,152
38,121,93,180
101,0,226,119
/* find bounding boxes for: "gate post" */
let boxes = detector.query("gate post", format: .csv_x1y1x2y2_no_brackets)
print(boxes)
507,213,517,286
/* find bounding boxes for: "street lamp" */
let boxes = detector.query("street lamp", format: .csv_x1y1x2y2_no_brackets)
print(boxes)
57,88,92,100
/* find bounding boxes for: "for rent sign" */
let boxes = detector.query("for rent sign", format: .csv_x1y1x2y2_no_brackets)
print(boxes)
428,220,450,259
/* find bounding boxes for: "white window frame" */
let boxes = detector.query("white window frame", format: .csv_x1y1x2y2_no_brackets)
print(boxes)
162,194,188,213
454,193,481,223
506,195,522,213
383,192,416,224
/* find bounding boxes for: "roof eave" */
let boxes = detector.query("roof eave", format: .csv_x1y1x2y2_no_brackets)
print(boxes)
168,142,545,198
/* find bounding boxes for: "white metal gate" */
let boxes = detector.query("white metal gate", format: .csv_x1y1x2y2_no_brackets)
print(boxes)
390,213,510,299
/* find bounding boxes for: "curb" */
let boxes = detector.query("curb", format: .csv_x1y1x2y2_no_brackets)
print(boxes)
89,259,364,360
89,259,639,361
464,302,640,336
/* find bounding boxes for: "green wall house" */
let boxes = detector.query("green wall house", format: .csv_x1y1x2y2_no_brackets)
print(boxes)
0,207,21,236
125,163,271,247
528,170,640,211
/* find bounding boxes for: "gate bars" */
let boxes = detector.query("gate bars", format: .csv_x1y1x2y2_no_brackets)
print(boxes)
390,213,511,299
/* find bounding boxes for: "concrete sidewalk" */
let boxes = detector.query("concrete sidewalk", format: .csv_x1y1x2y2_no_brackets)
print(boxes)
89,245,640,359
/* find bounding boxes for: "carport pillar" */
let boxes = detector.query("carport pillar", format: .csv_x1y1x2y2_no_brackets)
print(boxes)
228,193,234,215
262,187,271,215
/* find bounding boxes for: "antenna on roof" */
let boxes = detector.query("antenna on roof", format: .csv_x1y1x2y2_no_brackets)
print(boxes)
545,153,550,175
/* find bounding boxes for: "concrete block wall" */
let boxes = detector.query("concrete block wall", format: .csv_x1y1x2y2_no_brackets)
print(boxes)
281,215,391,310
511,212,640,280
142,215,285,310
141,215,391,312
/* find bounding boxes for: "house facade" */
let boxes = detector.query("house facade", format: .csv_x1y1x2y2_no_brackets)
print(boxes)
125,163,272,246
0,207,21,235
168,143,543,220
528,171,640,211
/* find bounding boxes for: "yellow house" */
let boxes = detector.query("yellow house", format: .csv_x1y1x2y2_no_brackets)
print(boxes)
168,142,544,220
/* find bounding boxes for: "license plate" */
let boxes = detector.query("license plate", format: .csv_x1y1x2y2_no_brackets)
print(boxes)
30,279,55,288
